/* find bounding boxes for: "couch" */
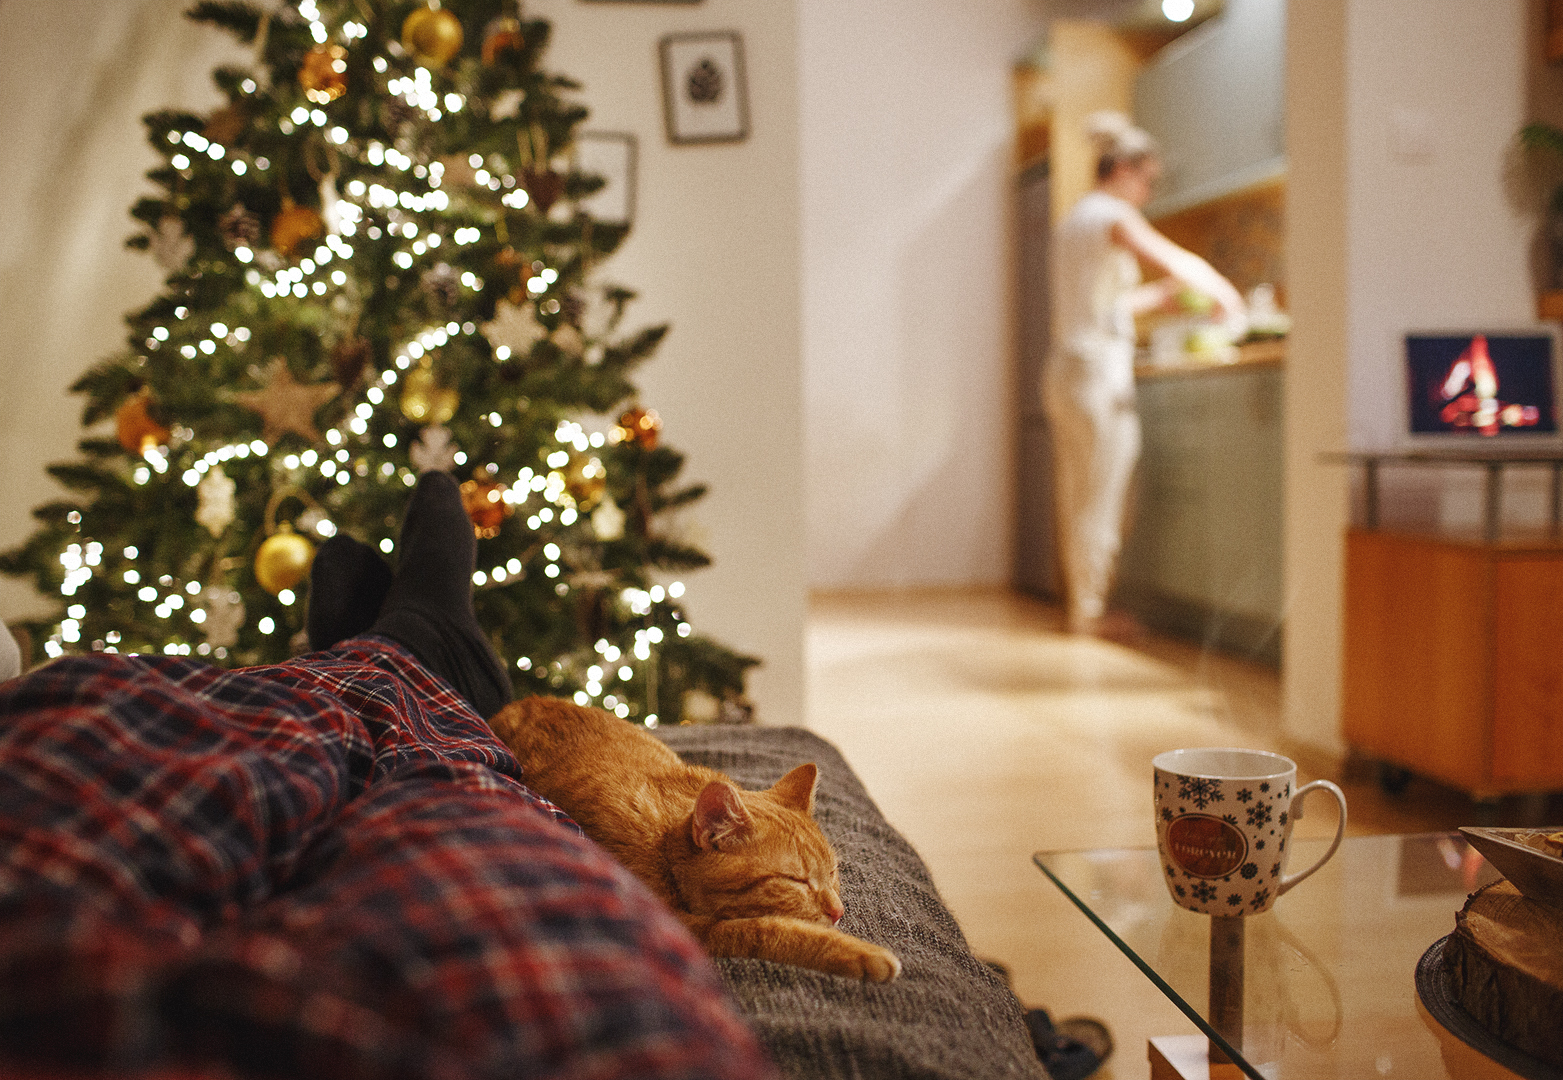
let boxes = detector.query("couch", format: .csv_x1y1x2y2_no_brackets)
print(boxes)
0,642,1046,1080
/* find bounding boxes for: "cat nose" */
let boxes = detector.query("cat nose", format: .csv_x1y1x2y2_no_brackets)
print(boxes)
824,897,844,924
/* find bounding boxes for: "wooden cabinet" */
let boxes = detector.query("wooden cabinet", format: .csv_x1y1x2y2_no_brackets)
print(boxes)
1343,528,1563,797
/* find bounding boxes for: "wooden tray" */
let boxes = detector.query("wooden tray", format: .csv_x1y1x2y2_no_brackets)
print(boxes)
1460,827,1563,910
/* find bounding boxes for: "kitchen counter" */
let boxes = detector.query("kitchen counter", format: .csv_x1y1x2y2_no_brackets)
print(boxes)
1134,337,1286,379
1114,341,1285,663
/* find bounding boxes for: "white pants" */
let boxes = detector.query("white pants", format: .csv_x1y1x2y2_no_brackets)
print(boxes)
1043,341,1141,630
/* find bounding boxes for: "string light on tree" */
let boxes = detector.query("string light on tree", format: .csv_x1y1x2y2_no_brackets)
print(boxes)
0,0,756,723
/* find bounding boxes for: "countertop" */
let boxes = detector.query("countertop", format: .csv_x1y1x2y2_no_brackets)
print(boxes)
1134,337,1285,379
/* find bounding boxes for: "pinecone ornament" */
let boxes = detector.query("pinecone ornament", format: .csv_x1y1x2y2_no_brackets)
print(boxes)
383,96,420,131
421,263,460,310
219,204,262,252
331,336,372,388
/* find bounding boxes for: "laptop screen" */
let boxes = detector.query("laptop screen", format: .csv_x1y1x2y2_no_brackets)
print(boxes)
1406,332,1558,437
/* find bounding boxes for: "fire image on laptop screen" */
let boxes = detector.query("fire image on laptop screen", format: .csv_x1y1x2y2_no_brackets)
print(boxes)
1406,333,1558,437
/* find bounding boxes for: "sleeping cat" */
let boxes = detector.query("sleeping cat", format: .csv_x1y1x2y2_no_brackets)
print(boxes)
487,696,902,982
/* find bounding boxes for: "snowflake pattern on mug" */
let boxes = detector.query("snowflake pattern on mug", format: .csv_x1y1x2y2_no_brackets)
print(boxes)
1156,755,1343,916
1178,776,1223,809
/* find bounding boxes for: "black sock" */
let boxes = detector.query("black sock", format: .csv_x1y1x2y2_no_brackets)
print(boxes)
307,535,395,651
371,471,513,718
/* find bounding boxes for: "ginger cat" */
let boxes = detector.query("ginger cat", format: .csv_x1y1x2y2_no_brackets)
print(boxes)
488,696,902,982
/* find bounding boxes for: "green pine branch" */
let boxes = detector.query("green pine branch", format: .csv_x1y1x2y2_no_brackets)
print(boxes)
186,1,267,44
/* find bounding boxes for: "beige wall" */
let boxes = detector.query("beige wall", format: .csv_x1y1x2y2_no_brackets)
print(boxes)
1282,0,1350,756
0,0,241,618
0,0,807,726
800,0,1047,589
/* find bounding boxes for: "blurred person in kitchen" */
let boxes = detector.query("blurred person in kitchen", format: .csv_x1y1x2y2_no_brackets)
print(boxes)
1045,111,1246,638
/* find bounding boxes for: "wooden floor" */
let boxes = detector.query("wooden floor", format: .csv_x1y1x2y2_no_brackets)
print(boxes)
803,588,1544,1080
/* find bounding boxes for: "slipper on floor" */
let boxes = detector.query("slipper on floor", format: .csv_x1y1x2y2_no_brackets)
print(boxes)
1024,1008,1114,1080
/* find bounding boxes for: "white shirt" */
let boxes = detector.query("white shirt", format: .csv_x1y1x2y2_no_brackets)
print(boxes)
1050,191,1141,360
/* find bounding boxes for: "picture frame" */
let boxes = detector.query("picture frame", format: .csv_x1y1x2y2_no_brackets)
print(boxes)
658,31,749,145
574,132,637,226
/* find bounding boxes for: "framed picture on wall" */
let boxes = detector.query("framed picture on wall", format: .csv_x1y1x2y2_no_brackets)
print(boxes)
574,132,637,226
658,31,749,145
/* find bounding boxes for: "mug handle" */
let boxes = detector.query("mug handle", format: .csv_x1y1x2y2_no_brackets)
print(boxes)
1277,780,1348,897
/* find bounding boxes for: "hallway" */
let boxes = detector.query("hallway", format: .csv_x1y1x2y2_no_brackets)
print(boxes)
804,589,1486,1080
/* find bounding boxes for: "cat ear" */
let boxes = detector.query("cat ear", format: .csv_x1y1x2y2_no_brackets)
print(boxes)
770,763,818,815
692,780,752,851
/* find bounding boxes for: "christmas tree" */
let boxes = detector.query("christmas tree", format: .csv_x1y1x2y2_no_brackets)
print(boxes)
0,0,757,726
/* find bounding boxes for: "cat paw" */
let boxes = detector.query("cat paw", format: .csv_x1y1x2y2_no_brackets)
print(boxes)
849,942,902,982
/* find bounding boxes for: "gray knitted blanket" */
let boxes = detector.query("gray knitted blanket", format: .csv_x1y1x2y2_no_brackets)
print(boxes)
658,726,1047,1080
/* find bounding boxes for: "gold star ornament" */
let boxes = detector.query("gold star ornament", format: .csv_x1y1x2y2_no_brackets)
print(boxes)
234,359,339,444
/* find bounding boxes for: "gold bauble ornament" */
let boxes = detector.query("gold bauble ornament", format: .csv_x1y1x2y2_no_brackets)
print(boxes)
613,407,661,450
402,6,464,68
400,364,459,425
481,16,524,65
460,474,512,539
565,457,607,511
299,44,349,104
270,198,325,259
254,523,315,595
495,246,535,304
115,390,171,455
203,104,250,146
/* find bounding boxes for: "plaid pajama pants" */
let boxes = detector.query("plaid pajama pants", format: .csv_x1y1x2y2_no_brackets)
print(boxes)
0,636,774,1080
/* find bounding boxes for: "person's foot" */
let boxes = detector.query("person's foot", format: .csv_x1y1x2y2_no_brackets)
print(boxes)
371,472,513,718
306,535,395,651
1089,610,1146,647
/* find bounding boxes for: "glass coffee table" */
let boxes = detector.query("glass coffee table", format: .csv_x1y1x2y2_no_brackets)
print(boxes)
1035,833,1527,1080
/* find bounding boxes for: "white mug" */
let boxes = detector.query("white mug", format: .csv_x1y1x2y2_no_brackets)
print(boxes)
1153,748,1347,916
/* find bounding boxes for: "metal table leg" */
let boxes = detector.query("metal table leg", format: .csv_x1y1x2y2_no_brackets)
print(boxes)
1363,459,1380,529
1484,462,1503,544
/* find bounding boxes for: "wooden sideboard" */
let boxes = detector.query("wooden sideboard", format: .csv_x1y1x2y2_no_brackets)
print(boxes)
1343,527,1563,798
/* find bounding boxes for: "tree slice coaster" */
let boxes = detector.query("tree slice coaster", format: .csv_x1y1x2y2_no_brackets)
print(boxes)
1444,880,1563,1069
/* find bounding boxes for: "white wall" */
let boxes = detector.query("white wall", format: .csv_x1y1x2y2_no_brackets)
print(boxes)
0,0,242,619
1344,0,1533,452
526,0,805,725
0,0,807,727
1282,0,1534,755
800,0,1048,589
